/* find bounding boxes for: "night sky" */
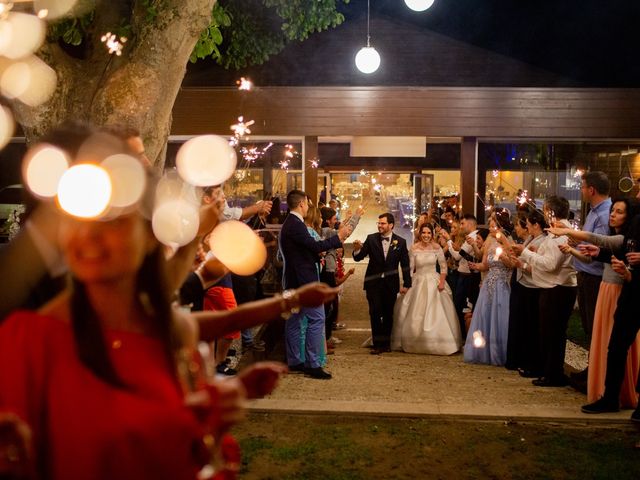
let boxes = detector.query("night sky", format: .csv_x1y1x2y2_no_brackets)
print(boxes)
186,0,640,87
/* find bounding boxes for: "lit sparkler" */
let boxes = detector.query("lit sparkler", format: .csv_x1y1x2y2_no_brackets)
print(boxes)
230,116,254,138
472,330,486,348
0,2,13,19
101,32,127,56
236,77,253,91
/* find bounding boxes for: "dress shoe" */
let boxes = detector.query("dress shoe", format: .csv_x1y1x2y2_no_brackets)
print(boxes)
518,368,540,378
370,347,391,355
631,407,640,423
532,376,569,387
304,367,332,379
581,397,619,414
288,363,305,374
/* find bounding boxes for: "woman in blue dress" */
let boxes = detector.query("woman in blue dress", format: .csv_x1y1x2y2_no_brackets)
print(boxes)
464,214,514,365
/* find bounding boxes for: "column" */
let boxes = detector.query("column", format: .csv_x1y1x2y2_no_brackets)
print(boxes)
303,136,319,203
460,137,478,218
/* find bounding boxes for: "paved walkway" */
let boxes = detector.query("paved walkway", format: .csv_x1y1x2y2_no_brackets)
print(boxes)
248,261,635,424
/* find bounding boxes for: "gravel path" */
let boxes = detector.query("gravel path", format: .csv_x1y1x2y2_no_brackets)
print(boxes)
262,262,592,414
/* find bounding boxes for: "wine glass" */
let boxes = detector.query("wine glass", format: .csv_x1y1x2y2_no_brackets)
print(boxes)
626,239,637,271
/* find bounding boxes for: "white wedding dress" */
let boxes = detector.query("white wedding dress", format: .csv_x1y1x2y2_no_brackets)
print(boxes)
391,248,462,355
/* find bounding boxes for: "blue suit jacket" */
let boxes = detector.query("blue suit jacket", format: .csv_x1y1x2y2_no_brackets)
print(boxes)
279,213,343,289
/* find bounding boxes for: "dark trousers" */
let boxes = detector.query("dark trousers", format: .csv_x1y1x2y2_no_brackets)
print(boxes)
603,282,640,402
320,270,338,340
505,274,523,369
538,285,577,381
519,286,542,374
454,271,480,338
576,271,602,341
366,288,396,348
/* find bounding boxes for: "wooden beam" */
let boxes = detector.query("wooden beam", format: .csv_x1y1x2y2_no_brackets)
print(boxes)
173,87,640,139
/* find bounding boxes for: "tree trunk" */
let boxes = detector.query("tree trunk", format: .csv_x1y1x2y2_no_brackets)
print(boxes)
11,0,216,169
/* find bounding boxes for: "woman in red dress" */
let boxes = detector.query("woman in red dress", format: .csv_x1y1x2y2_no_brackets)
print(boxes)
0,127,337,480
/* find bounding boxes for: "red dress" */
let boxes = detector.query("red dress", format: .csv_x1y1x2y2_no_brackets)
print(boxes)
0,311,205,480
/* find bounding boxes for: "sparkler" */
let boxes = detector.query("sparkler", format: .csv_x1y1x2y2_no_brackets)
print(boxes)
230,116,254,138
472,330,486,348
101,32,127,56
236,77,253,91
0,2,12,19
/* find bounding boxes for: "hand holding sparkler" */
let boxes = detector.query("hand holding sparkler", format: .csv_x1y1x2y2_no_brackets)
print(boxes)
510,243,525,256
545,226,570,237
577,244,600,258
337,223,353,242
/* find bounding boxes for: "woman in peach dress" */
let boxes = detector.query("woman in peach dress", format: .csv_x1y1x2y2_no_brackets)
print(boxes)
549,197,640,407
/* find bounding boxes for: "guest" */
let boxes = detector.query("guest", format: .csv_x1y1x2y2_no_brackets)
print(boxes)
278,190,352,379
504,212,531,370
580,206,640,417
506,210,547,377
572,171,612,383
512,196,577,387
439,219,463,294
448,214,480,337
549,198,640,409
0,128,306,480
320,207,363,347
392,224,461,355
464,216,513,365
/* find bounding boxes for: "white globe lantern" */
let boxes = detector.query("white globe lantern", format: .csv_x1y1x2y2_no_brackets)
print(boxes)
404,0,435,12
355,46,380,74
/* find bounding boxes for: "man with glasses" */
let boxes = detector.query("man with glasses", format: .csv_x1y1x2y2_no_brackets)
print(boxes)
353,213,411,355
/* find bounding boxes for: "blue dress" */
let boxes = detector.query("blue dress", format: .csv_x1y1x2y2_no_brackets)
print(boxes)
463,244,512,365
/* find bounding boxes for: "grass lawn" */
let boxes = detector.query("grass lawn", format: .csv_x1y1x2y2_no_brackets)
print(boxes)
567,310,589,349
233,413,640,479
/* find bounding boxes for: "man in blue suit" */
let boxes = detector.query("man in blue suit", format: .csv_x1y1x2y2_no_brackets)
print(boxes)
353,213,411,354
279,190,353,379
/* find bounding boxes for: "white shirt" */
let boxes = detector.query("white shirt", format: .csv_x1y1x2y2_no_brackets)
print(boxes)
289,211,304,223
448,229,477,274
520,220,577,289
381,234,392,258
517,233,547,288
222,200,242,222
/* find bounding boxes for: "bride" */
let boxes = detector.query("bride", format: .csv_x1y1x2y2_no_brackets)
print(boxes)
392,224,462,355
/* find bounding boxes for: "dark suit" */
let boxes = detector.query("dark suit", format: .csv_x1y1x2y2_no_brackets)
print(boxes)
353,232,411,348
279,212,342,368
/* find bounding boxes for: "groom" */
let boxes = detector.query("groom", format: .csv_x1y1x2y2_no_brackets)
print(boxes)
353,213,411,354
